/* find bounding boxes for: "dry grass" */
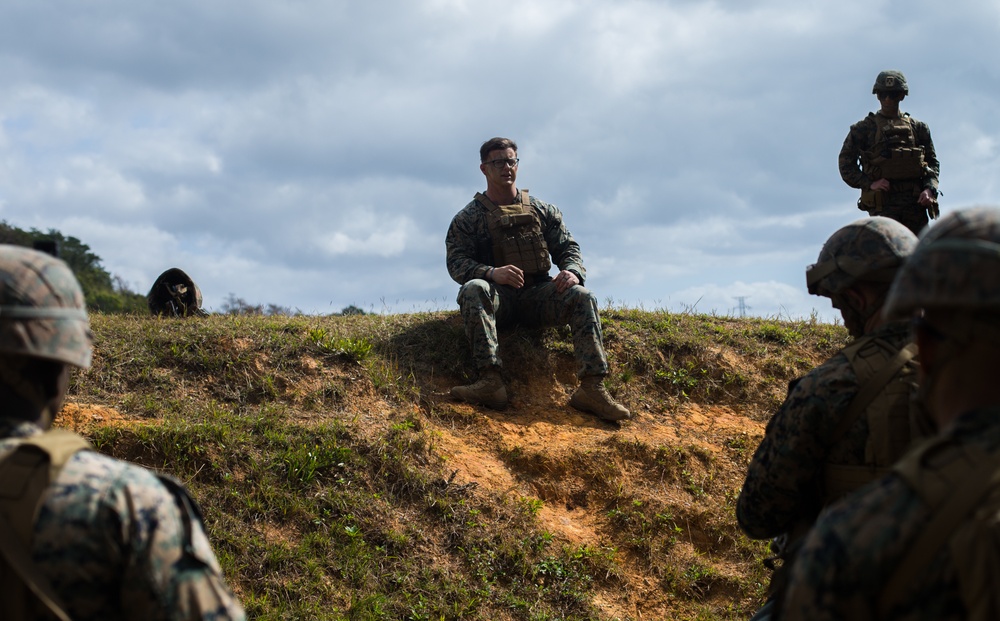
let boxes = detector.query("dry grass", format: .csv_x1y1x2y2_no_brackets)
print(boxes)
59,309,847,620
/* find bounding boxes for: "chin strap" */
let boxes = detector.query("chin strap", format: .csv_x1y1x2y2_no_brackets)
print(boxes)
0,359,49,415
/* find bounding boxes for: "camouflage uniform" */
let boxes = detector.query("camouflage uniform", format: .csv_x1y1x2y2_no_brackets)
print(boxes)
839,71,939,236
839,113,939,233
737,320,912,541
0,245,244,620
782,207,1000,620
781,407,1000,620
0,419,245,621
738,218,922,620
445,194,608,378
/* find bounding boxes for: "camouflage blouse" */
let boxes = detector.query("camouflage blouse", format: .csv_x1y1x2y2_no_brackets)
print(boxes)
782,407,1000,620
736,321,911,540
445,192,586,286
839,110,940,194
0,419,246,621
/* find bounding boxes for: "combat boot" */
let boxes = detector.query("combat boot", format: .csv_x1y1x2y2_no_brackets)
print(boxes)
569,376,631,421
451,368,508,409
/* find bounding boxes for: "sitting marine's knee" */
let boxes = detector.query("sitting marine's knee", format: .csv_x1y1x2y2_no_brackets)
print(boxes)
457,279,491,307
566,285,598,309
572,285,596,303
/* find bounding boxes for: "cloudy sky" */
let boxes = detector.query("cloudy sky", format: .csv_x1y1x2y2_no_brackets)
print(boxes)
1,1,997,320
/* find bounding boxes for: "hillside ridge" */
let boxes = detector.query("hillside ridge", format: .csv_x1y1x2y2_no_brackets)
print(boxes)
60,310,847,620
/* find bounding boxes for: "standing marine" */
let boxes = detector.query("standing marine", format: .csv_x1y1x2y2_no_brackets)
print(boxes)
737,217,931,620
839,70,940,236
782,207,1000,620
445,137,630,422
0,245,245,620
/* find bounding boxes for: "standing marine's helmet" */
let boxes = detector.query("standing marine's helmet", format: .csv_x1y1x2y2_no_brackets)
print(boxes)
884,207,1000,320
0,245,93,368
872,70,909,95
806,217,918,298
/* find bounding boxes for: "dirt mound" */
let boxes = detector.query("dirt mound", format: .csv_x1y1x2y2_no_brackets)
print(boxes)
66,311,845,620
56,402,129,431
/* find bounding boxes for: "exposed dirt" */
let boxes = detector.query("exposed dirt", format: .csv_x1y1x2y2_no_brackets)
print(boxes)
65,312,844,620
380,360,773,620
56,402,130,431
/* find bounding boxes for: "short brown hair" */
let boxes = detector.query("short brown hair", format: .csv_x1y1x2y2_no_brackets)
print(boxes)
480,137,517,163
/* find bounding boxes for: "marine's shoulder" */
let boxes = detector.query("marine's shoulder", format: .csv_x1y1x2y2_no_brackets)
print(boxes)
525,193,562,221
865,321,913,348
849,112,879,130
448,199,486,234
35,452,175,556
790,348,858,397
901,112,932,130
53,449,169,502
451,196,487,223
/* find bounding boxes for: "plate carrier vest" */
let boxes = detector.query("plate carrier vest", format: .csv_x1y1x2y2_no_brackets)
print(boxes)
765,338,930,608
823,337,930,504
863,112,928,182
879,436,1000,620
478,190,551,278
0,428,91,621
859,113,928,211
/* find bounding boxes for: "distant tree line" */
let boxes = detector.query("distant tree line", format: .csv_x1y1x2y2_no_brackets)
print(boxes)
1,220,369,317
219,294,367,317
0,220,147,314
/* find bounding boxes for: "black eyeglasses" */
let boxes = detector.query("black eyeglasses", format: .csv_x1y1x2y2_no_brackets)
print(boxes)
485,158,519,170
878,91,904,101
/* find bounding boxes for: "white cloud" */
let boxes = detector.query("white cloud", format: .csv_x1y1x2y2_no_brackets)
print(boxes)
0,0,996,321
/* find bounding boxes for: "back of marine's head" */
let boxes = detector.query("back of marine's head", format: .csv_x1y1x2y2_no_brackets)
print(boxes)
884,207,1000,341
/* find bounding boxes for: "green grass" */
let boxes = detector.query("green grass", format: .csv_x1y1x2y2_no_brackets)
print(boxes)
66,309,847,620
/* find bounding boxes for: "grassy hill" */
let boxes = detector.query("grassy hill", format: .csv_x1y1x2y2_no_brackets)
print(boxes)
59,309,848,620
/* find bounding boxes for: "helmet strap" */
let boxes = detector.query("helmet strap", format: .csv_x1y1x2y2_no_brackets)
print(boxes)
833,285,889,337
0,357,64,427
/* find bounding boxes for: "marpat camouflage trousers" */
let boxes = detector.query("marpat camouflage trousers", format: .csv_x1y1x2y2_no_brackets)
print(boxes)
456,278,609,377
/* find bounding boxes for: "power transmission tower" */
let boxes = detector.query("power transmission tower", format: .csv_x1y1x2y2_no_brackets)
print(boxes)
734,296,751,318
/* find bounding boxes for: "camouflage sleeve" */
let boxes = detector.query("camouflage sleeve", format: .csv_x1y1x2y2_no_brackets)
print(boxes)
781,475,945,620
839,116,875,190
913,119,940,194
735,354,859,540
34,451,246,621
532,197,586,284
445,198,493,285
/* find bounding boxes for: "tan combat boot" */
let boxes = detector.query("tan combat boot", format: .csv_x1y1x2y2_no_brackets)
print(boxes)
570,376,631,421
451,368,508,409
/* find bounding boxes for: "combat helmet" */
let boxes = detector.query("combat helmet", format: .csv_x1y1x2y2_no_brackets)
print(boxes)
806,217,918,298
147,267,207,318
872,70,909,95
0,245,92,368
884,207,1000,320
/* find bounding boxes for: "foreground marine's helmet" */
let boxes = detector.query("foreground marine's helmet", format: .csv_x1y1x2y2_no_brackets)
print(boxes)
806,217,918,298
872,70,909,95
0,245,92,368
884,207,1000,320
